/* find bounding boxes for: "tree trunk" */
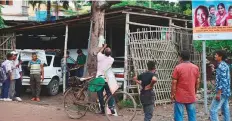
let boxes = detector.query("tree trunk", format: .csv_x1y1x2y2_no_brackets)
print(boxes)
47,1,51,21
86,1,105,76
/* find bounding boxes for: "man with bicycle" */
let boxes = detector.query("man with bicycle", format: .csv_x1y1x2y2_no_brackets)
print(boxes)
96,44,115,114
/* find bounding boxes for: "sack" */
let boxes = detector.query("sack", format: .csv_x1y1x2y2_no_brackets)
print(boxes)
0,65,7,83
140,90,155,105
88,77,105,92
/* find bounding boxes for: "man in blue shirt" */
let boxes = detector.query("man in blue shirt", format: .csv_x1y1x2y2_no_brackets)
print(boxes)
210,50,231,121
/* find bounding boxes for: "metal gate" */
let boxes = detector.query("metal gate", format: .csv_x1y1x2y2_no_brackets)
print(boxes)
128,26,201,105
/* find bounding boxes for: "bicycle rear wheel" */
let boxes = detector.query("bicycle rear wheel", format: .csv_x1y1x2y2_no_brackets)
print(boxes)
105,91,137,121
64,87,88,119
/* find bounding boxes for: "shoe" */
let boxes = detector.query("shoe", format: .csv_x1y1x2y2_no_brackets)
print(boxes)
0,98,4,101
4,98,12,101
15,97,22,102
110,108,115,115
35,98,40,102
31,98,36,101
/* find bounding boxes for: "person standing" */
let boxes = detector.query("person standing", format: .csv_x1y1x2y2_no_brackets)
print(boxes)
28,53,44,102
171,50,200,121
61,51,70,89
0,53,13,101
10,51,22,101
133,61,157,121
76,49,86,77
210,50,230,121
96,44,114,114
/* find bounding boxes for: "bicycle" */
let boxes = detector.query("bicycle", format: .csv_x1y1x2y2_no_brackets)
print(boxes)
63,76,137,121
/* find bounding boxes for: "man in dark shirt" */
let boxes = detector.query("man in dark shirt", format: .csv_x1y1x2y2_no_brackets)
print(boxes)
76,49,86,77
133,61,157,121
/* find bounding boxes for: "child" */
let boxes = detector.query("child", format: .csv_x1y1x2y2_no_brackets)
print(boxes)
133,61,157,121
226,6,232,26
208,5,216,26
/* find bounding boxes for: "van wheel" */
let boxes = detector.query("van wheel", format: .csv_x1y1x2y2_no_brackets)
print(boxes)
48,78,59,96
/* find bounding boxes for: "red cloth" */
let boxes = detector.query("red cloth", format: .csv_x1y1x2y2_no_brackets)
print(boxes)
216,12,227,26
172,62,200,103
226,15,232,26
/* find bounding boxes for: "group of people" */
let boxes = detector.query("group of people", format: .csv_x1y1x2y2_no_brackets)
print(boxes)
195,3,232,27
0,51,23,102
61,49,87,89
133,50,231,121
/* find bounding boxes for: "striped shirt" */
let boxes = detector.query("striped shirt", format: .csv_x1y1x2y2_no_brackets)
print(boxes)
28,59,42,75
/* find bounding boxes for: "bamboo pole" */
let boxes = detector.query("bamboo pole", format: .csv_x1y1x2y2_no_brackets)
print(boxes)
63,24,68,93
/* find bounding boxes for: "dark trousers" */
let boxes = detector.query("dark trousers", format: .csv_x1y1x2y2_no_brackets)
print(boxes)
65,72,69,89
76,67,84,77
143,104,154,121
15,78,22,97
97,82,114,112
1,79,10,98
30,74,41,98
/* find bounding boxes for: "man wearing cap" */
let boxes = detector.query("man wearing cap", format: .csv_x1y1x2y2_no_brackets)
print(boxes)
10,51,22,101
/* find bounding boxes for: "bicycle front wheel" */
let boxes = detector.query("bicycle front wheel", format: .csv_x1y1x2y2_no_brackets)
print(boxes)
64,87,88,119
105,91,137,121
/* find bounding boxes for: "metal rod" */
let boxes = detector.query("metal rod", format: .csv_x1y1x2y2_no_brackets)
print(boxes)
123,13,129,99
128,21,172,28
122,11,191,22
63,24,68,93
202,40,208,114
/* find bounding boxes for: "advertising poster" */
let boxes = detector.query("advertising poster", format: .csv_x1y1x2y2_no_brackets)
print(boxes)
192,1,232,40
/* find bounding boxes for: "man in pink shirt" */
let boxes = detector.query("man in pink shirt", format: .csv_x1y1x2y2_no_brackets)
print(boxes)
171,50,200,121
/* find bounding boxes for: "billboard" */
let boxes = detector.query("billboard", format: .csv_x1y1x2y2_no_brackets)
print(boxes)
192,1,232,40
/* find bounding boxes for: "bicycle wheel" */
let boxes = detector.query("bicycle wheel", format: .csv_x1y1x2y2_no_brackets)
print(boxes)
64,87,88,119
105,91,137,121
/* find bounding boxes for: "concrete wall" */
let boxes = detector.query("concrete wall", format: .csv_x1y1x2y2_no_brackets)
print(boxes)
1,0,28,21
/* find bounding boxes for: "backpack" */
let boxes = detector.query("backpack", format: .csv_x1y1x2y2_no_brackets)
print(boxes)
0,64,7,83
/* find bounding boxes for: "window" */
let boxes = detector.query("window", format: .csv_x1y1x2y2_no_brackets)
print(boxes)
53,57,62,67
46,56,52,67
0,0,13,5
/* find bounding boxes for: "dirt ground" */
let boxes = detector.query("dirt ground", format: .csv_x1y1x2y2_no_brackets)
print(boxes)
0,92,231,121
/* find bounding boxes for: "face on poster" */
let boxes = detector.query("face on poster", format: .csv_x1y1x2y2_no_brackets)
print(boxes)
192,0,232,40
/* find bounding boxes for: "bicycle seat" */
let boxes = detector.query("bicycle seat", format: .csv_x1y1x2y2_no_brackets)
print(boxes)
80,76,94,81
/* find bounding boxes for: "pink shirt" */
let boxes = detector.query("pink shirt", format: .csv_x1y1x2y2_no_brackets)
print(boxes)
172,62,200,103
96,52,114,80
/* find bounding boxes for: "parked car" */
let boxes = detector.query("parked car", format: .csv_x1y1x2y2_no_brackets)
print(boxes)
112,57,126,90
19,50,62,96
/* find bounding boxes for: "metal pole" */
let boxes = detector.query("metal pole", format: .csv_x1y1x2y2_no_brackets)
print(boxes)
63,24,68,93
123,13,129,99
202,40,208,114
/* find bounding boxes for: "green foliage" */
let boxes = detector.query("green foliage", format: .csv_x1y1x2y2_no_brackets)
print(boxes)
111,1,192,16
0,5,5,28
193,40,232,56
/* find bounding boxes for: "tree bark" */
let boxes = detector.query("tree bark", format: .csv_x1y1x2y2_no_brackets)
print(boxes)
86,1,105,76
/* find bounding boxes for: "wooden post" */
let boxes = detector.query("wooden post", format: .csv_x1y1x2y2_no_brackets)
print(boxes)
124,13,129,97
63,24,68,93
109,27,113,51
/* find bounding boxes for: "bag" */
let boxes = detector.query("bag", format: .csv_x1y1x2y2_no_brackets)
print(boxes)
0,65,7,83
88,77,105,92
140,90,155,105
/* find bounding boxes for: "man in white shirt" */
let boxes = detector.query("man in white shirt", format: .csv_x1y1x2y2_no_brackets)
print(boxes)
0,53,13,101
96,44,115,114
10,51,22,101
